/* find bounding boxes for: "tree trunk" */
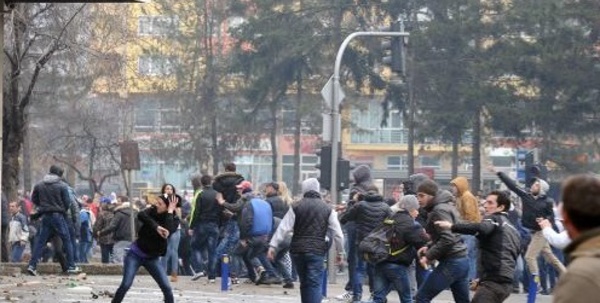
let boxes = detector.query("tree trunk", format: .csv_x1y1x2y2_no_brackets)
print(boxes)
270,101,278,181
293,73,303,196
471,106,482,192
22,125,32,193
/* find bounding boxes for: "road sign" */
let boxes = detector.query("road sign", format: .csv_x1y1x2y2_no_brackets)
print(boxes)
321,75,345,109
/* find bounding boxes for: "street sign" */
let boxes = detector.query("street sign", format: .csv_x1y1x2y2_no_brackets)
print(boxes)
321,75,345,110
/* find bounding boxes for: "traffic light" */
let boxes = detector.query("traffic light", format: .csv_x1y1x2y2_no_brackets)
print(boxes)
338,159,351,190
524,151,535,188
382,21,405,74
316,145,332,190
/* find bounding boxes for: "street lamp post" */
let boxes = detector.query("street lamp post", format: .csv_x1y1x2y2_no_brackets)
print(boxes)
325,30,409,285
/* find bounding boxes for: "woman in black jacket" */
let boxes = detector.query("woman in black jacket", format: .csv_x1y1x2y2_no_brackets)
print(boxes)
112,195,180,303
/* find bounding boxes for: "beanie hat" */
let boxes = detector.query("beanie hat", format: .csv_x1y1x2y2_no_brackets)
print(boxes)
399,194,419,212
302,178,320,194
536,178,550,195
417,179,438,196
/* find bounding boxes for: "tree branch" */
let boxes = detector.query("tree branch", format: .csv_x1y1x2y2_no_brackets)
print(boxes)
19,4,87,112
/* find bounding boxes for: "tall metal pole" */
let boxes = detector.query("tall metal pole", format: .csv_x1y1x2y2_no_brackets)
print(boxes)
328,31,409,284
0,1,5,265
329,31,409,204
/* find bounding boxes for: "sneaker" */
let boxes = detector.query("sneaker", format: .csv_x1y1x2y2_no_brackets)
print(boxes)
191,272,205,281
208,279,216,284
67,266,82,274
260,276,282,285
26,266,37,276
231,277,240,285
335,291,352,301
255,270,268,285
283,282,294,289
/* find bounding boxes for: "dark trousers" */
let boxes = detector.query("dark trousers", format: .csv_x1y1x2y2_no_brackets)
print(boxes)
1,225,8,262
471,281,513,303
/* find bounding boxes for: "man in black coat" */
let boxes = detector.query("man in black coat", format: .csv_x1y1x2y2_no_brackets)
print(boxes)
435,190,520,303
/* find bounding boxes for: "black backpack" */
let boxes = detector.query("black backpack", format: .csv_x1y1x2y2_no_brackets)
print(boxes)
359,215,408,264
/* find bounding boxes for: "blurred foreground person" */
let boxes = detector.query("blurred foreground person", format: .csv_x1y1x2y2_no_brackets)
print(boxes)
112,195,180,303
436,191,520,303
268,178,345,303
553,175,600,303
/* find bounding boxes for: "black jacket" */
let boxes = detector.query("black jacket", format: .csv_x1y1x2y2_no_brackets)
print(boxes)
265,193,289,219
213,172,244,204
189,185,222,228
136,206,180,258
497,172,555,231
31,174,71,215
340,191,392,243
424,190,467,261
452,212,520,283
290,191,331,255
386,210,429,266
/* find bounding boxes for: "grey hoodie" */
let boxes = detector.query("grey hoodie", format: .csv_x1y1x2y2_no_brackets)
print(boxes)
350,165,373,195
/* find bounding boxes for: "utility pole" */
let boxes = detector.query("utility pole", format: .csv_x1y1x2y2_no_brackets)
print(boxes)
324,29,409,284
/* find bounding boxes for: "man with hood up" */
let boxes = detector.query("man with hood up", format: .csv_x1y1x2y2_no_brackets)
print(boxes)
340,184,392,303
415,179,469,303
27,165,81,276
450,177,482,283
335,164,373,302
492,167,565,301
98,198,139,264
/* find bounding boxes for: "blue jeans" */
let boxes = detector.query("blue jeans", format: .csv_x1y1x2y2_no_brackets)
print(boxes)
78,241,92,263
112,250,174,303
10,242,26,262
28,213,76,270
292,253,325,303
216,220,240,277
462,235,478,281
100,244,114,264
416,256,470,303
373,262,413,303
239,235,269,281
191,222,219,279
352,248,372,300
161,229,181,275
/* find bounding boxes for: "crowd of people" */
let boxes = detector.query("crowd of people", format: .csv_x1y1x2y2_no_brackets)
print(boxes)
4,161,600,303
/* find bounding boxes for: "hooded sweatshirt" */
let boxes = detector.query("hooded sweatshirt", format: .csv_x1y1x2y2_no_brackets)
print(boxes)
451,177,482,223
99,203,139,242
497,172,555,231
350,165,373,195
31,174,71,214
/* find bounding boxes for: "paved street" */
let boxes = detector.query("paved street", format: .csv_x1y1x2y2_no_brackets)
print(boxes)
0,274,554,303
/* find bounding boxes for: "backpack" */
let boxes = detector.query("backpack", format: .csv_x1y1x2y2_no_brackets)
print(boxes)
358,216,408,264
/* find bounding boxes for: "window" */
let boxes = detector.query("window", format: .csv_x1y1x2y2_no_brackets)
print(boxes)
134,108,156,132
138,15,179,36
420,156,441,169
138,56,177,76
350,101,407,144
387,156,408,170
160,110,181,132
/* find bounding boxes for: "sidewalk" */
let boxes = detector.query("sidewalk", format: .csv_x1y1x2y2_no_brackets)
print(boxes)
0,271,554,303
